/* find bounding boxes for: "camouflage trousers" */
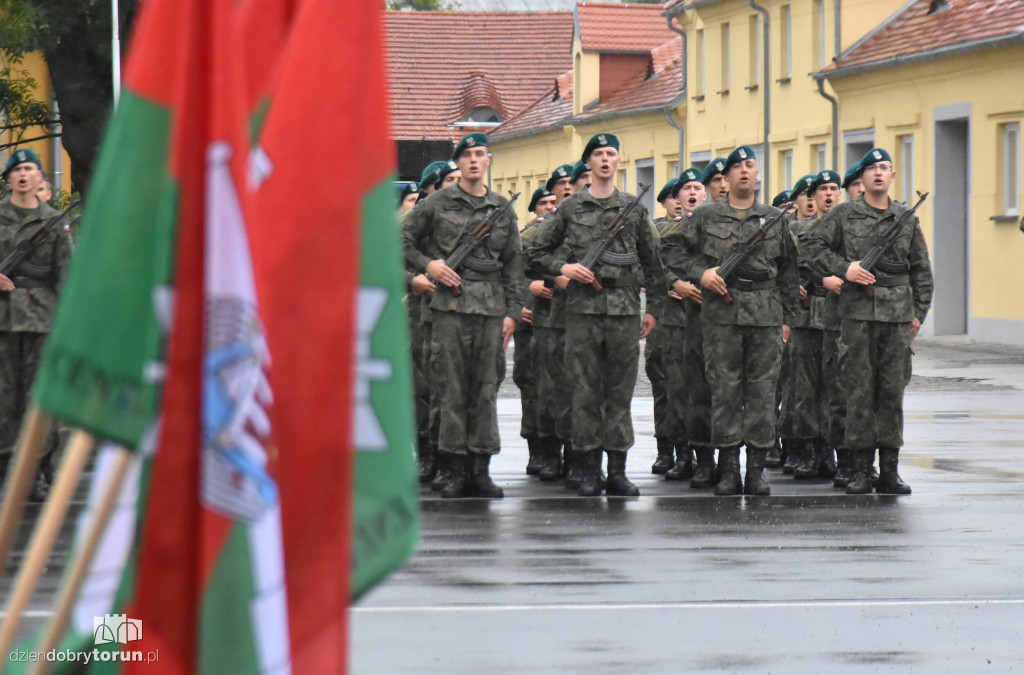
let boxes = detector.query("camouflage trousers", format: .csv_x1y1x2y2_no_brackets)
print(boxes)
407,299,430,440
839,319,912,449
683,306,712,446
512,326,539,439
643,325,669,439
565,314,639,452
660,324,689,445
0,331,53,457
430,311,503,455
533,326,571,441
779,327,825,439
822,328,846,448
703,323,783,449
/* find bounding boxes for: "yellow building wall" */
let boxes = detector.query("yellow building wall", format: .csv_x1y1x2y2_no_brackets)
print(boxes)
0,52,72,190
828,45,1024,331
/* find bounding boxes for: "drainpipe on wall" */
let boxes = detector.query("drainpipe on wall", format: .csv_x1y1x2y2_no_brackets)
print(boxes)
665,13,687,175
49,96,63,192
747,0,770,193
816,78,839,172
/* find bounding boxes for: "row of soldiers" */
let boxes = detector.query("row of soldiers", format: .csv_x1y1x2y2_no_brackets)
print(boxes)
401,131,933,499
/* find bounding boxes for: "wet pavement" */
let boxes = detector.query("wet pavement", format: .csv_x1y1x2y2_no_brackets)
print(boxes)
4,337,1024,673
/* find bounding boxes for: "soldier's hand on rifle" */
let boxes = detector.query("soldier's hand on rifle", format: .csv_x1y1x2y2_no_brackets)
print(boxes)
845,261,875,286
700,267,728,296
529,280,553,299
823,275,843,295
554,275,570,290
911,317,921,339
782,325,791,344
411,274,436,296
673,279,702,303
639,313,657,339
560,263,595,285
502,317,516,350
0,273,13,292
426,259,461,287
520,307,533,324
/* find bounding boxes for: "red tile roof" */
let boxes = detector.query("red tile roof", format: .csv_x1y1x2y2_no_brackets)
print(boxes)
578,2,677,53
385,11,573,140
823,0,1024,77
576,35,683,120
489,71,574,142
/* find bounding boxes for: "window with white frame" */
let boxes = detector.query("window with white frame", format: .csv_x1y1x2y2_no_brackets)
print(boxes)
748,15,760,88
813,0,826,69
1003,122,1020,215
813,144,826,172
780,149,793,191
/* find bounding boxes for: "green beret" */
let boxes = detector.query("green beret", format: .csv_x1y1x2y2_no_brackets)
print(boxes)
671,168,705,198
419,160,448,190
581,133,620,162
724,145,756,172
399,181,419,206
772,190,792,208
528,187,554,212
790,174,817,199
657,178,680,203
452,132,489,161
841,162,863,189
702,157,727,185
545,164,575,192
812,170,841,193
570,160,591,184
3,148,43,180
436,160,459,186
860,147,892,169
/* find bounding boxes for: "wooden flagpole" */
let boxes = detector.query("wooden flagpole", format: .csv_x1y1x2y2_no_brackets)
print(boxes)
0,407,51,572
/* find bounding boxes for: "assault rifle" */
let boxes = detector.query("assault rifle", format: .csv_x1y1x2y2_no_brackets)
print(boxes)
859,191,928,298
0,199,81,277
714,202,792,303
444,190,520,297
577,182,651,291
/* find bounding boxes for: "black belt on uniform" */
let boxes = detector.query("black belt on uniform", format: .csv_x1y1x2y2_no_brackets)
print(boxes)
813,285,828,297
597,274,639,289
460,269,501,282
871,274,909,288
730,278,777,292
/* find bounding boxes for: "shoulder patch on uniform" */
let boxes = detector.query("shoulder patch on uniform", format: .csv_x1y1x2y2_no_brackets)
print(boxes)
686,212,693,218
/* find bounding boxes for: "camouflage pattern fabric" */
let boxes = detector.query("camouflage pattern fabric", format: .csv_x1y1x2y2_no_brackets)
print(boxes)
0,332,49,455
643,325,668,439
838,319,912,449
682,303,713,447
564,314,640,453
821,328,845,448
533,326,571,441
660,323,689,445
407,297,430,439
779,326,825,439
430,311,503,455
512,326,538,439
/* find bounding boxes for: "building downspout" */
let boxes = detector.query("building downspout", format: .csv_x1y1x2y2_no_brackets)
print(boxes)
49,96,63,192
816,78,839,171
748,0,770,193
665,13,687,176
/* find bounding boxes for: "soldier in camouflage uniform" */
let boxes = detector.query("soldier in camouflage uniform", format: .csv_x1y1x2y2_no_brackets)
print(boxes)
546,164,575,205
842,161,865,202
403,133,524,499
702,157,729,201
646,178,680,474
528,133,664,497
674,146,800,496
516,187,556,477
569,160,591,194
805,148,933,495
0,149,73,499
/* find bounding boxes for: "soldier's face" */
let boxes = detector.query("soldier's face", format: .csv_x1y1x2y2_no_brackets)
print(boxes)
795,192,816,218
588,148,619,180
726,159,758,197
846,179,864,200
678,182,705,211
456,147,489,182
535,195,557,216
707,174,728,199
571,173,591,192
553,177,571,202
863,162,895,196
6,163,41,196
661,195,682,218
441,170,462,188
400,192,419,214
814,183,841,213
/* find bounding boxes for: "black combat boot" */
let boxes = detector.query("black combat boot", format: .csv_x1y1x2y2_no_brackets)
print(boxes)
714,446,743,496
430,442,449,492
817,439,837,479
765,438,782,469
781,438,799,474
525,436,543,476
833,448,852,488
577,450,603,497
651,438,674,474
467,453,504,499
690,447,717,488
793,439,820,479
845,449,874,495
562,440,582,488
876,447,912,495
539,437,563,482
743,446,771,496
869,453,880,488
439,453,468,499
665,445,695,481
606,451,640,497
417,435,436,484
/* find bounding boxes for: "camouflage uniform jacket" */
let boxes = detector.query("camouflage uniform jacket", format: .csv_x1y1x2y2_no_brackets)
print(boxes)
674,198,799,327
799,216,841,331
527,187,664,319
656,214,688,328
788,216,818,329
0,197,73,332
804,196,933,324
403,184,524,319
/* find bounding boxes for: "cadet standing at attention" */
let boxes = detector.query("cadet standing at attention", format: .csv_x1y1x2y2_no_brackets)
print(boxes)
528,133,664,497
677,146,799,496
805,148,933,495
403,133,524,499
